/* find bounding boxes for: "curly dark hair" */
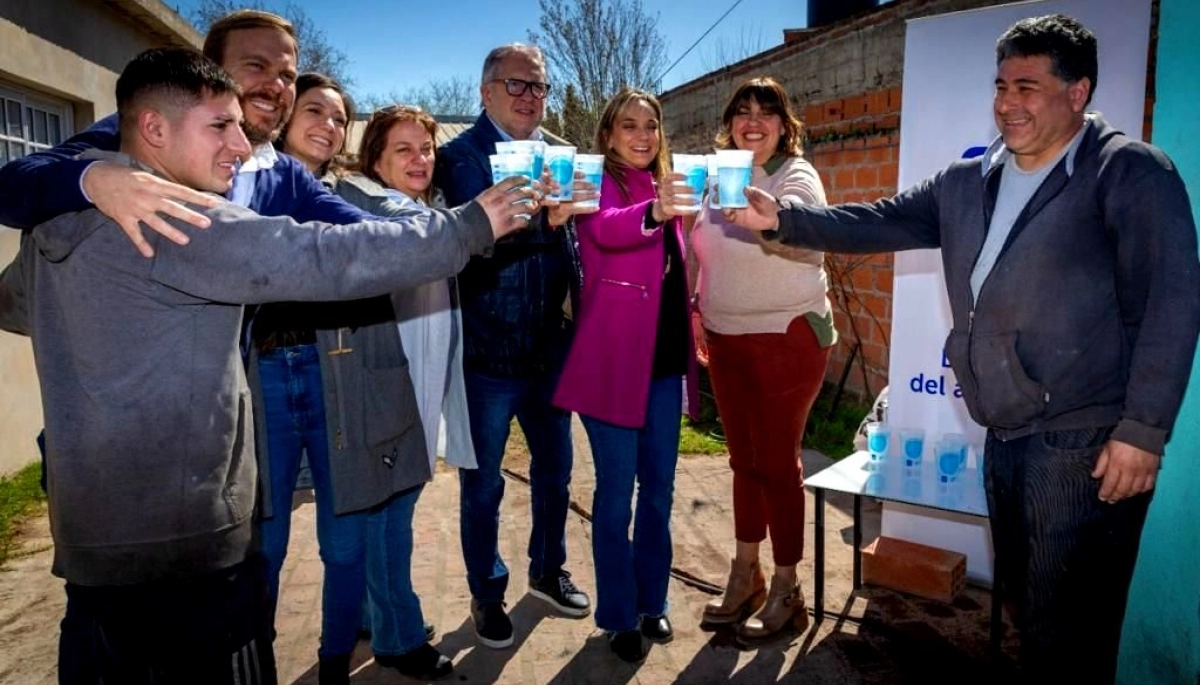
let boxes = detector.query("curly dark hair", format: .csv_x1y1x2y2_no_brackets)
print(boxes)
996,14,1098,105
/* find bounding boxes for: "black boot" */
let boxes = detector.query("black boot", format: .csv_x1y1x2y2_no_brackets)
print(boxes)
375,642,454,681
318,653,351,685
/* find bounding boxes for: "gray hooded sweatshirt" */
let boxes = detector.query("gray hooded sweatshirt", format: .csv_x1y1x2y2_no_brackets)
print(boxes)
0,152,493,586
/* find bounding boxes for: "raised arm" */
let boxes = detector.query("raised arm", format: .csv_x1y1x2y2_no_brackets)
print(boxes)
0,114,216,257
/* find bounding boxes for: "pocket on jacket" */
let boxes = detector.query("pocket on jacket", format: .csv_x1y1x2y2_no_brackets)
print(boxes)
968,330,1047,429
223,389,255,523
945,329,1046,430
363,365,419,454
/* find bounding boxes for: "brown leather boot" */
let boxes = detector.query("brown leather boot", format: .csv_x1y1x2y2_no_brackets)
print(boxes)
736,574,809,644
701,557,766,627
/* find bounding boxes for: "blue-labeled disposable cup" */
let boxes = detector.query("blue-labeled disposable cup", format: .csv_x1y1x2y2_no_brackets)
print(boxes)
715,149,754,208
489,152,535,187
545,145,576,201
574,154,604,210
936,434,968,482
496,140,546,180
671,153,706,214
866,422,889,462
899,428,925,467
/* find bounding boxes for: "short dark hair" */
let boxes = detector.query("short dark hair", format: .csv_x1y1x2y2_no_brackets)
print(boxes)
996,14,1098,105
116,48,241,138
202,9,297,65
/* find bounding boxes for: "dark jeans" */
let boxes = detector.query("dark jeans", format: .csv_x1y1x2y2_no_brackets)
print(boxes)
458,369,574,604
581,376,682,632
985,427,1152,684
58,554,276,685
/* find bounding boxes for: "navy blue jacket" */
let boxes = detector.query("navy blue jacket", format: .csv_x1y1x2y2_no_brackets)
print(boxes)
0,114,374,227
434,112,577,377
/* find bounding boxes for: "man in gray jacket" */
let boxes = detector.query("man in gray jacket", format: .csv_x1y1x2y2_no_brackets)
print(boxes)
0,47,536,684
726,14,1199,685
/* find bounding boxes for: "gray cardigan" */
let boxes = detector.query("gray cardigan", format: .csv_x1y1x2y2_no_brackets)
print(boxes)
0,153,493,585
251,173,478,521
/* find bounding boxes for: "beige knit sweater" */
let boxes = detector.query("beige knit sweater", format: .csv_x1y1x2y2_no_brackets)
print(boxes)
691,155,831,336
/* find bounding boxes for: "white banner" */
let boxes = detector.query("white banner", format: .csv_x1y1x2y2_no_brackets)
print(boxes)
884,0,1152,583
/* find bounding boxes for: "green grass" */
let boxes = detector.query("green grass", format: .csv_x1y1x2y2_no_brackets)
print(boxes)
0,462,46,567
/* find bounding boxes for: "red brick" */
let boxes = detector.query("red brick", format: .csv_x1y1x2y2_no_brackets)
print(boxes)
842,149,865,165
854,165,878,189
850,265,875,291
879,163,899,190
866,146,890,164
834,168,855,191
843,95,867,118
804,104,824,126
866,90,890,115
887,87,903,112
880,114,901,131
860,291,891,320
862,536,966,604
824,99,844,122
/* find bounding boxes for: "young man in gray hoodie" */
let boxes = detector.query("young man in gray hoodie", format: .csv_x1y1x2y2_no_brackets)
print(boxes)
0,47,538,685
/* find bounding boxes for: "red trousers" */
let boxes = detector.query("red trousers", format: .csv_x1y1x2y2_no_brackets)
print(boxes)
705,317,830,566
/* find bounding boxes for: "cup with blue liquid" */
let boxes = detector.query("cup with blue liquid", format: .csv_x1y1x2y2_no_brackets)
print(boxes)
935,433,969,483
495,140,546,180
715,149,754,208
706,154,720,208
544,145,576,201
671,153,707,214
489,153,535,187
573,154,605,210
866,422,890,464
899,428,925,467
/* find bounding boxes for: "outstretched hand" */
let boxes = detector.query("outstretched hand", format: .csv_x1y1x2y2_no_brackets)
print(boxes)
83,162,218,258
721,186,781,232
544,171,600,227
476,176,541,240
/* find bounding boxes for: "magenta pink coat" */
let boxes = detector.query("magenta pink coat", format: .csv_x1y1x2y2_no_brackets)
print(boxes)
553,168,700,429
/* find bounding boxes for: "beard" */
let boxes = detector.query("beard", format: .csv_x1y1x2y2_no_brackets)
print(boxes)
240,90,292,145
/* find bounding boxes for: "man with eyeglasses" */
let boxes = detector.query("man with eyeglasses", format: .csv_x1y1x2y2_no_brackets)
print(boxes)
434,43,590,650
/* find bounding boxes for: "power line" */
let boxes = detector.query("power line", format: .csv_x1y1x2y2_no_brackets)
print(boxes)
655,0,746,88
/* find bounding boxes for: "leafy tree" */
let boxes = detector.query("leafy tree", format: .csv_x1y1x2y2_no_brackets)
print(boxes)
187,0,354,89
528,0,668,142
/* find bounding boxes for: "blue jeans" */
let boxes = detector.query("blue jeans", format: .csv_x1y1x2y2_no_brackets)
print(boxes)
581,376,682,632
459,369,574,604
257,345,368,659
365,484,428,656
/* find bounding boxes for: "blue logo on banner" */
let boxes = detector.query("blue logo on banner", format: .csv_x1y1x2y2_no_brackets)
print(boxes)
962,146,987,159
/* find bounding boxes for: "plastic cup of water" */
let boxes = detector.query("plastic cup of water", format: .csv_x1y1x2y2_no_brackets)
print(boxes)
866,422,890,463
495,140,546,180
715,149,754,208
574,154,605,210
545,146,576,201
936,434,968,483
899,428,925,467
671,153,706,214
489,153,535,187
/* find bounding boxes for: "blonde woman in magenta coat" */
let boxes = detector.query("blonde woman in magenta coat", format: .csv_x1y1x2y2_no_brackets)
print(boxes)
553,88,700,664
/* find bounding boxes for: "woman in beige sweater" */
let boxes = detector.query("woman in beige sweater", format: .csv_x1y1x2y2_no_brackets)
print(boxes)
691,76,833,644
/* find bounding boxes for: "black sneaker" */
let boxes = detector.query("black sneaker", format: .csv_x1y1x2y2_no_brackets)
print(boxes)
639,614,673,644
608,630,647,663
317,654,350,685
375,643,453,681
529,570,591,617
471,601,514,649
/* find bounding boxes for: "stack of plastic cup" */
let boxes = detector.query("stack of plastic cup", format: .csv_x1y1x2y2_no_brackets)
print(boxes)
866,422,890,464
715,149,754,208
671,154,707,214
495,140,546,180
545,145,576,201
574,154,605,210
706,154,720,208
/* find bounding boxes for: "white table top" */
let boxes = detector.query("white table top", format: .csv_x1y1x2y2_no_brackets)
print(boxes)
805,451,989,518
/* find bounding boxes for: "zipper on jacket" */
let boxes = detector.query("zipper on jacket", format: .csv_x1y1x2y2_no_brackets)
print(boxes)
600,277,649,299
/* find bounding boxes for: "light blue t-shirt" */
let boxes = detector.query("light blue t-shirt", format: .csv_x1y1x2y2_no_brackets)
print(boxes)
969,125,1088,301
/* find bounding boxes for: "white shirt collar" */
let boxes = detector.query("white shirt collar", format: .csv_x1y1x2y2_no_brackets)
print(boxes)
239,143,279,174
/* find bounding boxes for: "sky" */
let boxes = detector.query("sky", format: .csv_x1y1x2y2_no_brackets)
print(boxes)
167,0,815,101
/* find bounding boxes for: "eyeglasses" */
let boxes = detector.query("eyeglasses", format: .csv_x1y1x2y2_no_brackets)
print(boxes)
490,78,551,100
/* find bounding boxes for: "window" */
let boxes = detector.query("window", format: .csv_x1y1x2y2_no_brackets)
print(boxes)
0,85,72,167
